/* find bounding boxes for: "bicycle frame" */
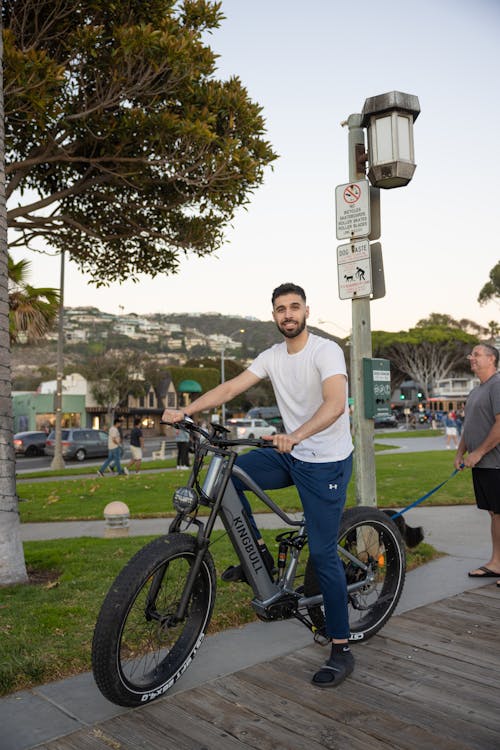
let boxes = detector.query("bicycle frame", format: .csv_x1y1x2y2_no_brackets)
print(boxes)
169,437,373,628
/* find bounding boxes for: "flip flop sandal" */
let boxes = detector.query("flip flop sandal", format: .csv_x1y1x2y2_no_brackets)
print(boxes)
468,566,500,578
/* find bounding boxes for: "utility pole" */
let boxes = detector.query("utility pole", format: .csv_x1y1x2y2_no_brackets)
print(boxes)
346,115,376,506
50,249,65,470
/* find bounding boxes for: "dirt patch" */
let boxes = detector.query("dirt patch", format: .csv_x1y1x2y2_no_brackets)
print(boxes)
27,566,61,587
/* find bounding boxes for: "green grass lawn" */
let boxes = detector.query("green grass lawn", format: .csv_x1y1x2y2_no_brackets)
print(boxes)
0,532,438,696
17,449,473,524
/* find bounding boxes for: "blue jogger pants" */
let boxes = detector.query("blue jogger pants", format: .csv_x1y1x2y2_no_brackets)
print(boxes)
233,449,353,640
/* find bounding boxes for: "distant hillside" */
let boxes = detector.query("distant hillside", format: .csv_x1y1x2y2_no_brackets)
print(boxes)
11,309,343,389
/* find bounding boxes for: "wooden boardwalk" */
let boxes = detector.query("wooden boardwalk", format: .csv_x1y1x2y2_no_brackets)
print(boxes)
38,585,500,750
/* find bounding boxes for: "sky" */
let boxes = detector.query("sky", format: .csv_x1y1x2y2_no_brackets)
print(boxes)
10,0,500,337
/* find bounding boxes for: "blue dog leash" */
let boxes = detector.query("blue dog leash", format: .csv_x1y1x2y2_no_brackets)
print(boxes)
390,467,462,520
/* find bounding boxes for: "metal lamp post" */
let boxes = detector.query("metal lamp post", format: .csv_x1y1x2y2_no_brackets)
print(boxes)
220,328,245,425
339,91,420,507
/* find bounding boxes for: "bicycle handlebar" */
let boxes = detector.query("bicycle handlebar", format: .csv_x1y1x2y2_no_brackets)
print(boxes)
160,419,277,450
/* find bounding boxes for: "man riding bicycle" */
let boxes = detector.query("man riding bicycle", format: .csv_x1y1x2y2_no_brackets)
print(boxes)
162,282,354,688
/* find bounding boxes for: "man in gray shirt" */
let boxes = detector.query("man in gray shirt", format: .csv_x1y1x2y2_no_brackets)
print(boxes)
454,344,500,585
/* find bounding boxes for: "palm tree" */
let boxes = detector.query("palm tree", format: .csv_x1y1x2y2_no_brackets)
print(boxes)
8,254,59,343
487,320,500,340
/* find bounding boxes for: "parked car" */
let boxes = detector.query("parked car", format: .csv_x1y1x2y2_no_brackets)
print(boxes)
45,428,109,461
374,414,398,429
13,431,47,457
226,418,277,440
246,406,283,432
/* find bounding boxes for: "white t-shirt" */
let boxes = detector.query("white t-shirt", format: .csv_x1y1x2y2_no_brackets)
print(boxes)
108,425,121,450
248,333,353,463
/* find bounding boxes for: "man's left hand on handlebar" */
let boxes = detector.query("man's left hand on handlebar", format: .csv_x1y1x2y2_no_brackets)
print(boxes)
162,408,186,424
263,433,298,453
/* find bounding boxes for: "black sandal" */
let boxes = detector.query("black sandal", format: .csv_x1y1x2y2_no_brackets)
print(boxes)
312,651,354,688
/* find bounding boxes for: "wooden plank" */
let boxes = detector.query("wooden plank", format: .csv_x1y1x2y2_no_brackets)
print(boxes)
239,652,476,750
467,584,500,603
356,639,500,730
96,707,248,750
236,660,463,750
278,649,500,750
369,633,500,689
169,683,329,750
398,602,498,635
380,617,498,664
204,671,391,750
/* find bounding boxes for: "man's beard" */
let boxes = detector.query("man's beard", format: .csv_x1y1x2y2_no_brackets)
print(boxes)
276,316,307,339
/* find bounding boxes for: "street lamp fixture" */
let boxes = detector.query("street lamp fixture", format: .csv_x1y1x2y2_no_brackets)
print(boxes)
361,91,420,189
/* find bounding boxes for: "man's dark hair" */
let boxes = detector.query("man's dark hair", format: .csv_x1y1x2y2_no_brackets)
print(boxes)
271,283,306,305
133,417,141,426
481,343,500,367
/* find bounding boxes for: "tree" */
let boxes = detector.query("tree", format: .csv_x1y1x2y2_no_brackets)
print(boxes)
415,312,486,337
487,320,500,339
478,261,500,306
0,27,28,586
8,254,59,343
372,326,478,398
84,350,147,423
2,0,277,284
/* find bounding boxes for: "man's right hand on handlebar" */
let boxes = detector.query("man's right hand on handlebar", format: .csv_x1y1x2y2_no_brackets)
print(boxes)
263,433,299,453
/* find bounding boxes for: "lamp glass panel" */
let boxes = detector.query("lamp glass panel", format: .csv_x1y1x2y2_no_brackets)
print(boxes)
373,115,393,163
397,115,412,160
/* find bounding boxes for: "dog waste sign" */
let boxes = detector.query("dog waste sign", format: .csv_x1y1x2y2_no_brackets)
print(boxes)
335,180,371,240
337,239,372,300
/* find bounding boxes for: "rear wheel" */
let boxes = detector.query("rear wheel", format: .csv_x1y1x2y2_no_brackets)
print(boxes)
92,533,216,707
303,506,406,641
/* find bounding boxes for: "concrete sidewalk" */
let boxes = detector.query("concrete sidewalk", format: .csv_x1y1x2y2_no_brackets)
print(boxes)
3,505,496,750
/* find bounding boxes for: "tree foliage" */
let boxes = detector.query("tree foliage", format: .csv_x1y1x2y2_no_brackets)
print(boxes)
415,312,486,337
82,350,147,417
2,0,277,284
372,325,479,397
478,261,500,306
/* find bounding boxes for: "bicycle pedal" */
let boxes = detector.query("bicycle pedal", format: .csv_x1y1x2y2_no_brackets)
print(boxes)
313,629,330,646
221,564,247,583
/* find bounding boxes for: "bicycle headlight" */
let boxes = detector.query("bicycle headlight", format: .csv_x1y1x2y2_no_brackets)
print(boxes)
173,486,198,514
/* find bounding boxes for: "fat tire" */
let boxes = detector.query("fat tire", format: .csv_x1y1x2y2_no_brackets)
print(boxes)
303,506,405,642
92,533,216,707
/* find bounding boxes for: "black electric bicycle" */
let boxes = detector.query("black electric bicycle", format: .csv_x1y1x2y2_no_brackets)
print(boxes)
92,419,406,707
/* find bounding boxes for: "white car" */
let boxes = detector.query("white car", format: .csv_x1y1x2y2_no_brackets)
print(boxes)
227,418,276,439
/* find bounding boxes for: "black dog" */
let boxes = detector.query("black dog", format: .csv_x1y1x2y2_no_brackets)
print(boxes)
383,509,424,548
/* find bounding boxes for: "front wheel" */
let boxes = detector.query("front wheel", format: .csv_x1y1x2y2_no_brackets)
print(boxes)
75,448,86,461
92,533,216,707
303,506,406,642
